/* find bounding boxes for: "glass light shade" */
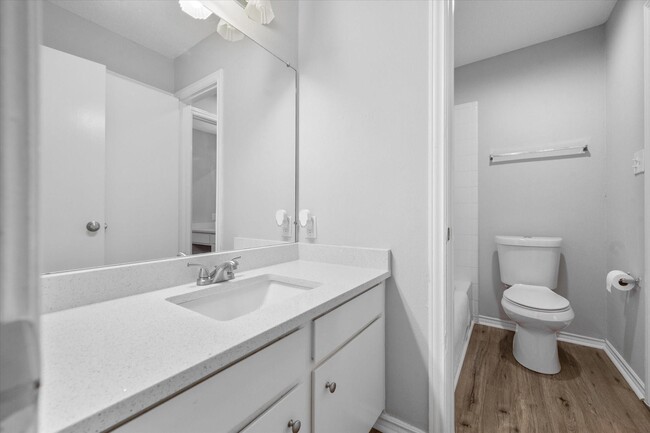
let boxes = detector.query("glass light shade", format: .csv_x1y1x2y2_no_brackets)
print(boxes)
217,19,245,42
244,0,275,25
179,1,213,20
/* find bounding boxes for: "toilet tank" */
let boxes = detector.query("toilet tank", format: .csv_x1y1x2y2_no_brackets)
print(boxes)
495,236,562,289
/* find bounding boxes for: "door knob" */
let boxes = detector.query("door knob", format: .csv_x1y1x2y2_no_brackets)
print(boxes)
325,381,336,393
86,221,101,232
287,419,301,433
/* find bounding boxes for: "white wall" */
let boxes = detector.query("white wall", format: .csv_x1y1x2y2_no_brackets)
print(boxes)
455,26,608,339
298,1,430,429
453,102,479,316
41,1,174,92
605,0,646,382
175,33,295,251
192,129,217,225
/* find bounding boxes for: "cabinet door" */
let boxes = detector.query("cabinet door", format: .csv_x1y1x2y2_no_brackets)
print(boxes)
240,382,310,433
313,318,385,433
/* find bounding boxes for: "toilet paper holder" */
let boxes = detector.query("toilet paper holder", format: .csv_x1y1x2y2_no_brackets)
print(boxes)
619,272,640,286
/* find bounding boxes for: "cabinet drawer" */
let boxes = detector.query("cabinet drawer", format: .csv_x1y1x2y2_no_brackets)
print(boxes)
191,232,211,245
312,317,385,433
312,283,384,363
114,327,310,433
241,381,310,433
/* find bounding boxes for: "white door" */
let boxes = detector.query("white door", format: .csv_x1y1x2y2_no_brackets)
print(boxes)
104,73,180,265
39,46,106,273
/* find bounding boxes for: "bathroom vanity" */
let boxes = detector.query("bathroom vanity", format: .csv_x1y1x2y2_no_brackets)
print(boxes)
38,244,390,433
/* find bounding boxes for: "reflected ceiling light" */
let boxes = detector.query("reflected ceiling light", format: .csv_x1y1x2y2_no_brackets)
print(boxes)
244,0,275,25
217,19,245,42
179,1,213,20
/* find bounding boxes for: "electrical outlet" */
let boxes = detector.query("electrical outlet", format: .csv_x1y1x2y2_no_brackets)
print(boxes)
305,216,317,239
281,216,293,237
633,149,645,175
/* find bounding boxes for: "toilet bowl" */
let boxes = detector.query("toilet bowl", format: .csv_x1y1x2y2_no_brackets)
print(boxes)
501,284,574,374
495,235,574,374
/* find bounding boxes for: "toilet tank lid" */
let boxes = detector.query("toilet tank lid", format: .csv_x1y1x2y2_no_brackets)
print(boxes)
495,236,562,248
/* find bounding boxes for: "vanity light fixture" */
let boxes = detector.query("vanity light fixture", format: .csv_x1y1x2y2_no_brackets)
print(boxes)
217,18,245,41
178,0,213,20
244,0,275,25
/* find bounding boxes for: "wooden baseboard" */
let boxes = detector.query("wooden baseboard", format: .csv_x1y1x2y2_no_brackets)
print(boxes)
373,412,426,433
475,315,646,400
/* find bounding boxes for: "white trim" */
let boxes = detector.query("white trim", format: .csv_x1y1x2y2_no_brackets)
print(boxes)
175,70,222,104
177,70,225,253
427,1,454,432
641,1,650,406
179,105,193,255
475,317,646,400
557,330,604,350
374,413,427,433
604,340,646,400
454,321,475,388
476,315,516,331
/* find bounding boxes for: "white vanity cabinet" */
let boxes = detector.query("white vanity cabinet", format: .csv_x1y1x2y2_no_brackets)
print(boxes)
112,283,385,433
113,327,311,433
311,284,385,433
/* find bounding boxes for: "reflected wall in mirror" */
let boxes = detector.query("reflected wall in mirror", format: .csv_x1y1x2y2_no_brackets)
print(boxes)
39,0,296,274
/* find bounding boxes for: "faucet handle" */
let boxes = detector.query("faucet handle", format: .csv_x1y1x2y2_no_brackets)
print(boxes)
187,263,210,280
230,256,241,269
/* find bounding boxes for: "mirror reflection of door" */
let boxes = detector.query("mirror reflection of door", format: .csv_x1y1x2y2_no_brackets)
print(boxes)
190,93,218,255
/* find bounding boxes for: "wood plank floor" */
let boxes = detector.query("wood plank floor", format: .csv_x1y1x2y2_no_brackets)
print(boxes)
455,325,650,433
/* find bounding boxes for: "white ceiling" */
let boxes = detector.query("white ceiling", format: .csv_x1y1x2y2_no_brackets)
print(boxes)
49,0,221,59
455,0,617,67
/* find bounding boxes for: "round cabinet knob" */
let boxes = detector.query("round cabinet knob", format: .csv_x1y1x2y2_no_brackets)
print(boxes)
86,221,101,232
287,419,301,433
325,381,336,393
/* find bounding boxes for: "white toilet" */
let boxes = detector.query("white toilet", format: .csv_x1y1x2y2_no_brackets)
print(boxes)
495,235,574,374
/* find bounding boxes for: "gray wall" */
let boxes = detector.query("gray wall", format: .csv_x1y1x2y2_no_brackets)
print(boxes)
175,34,295,251
605,0,646,382
455,26,609,339
298,1,430,429
192,130,217,225
42,1,174,92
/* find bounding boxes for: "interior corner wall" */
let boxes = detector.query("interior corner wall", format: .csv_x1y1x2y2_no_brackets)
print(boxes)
297,1,430,430
41,1,174,93
455,26,608,339
604,0,646,383
202,0,298,67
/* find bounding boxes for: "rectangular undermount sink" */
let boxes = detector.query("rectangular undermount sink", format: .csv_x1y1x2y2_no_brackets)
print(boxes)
167,274,321,322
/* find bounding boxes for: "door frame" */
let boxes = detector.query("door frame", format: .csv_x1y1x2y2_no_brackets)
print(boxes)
176,70,224,254
428,0,454,432
641,0,650,406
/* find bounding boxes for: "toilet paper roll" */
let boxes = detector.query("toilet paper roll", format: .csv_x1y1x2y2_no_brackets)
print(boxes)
606,270,636,293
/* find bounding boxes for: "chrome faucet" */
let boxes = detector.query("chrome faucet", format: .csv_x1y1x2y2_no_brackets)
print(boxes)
187,256,241,286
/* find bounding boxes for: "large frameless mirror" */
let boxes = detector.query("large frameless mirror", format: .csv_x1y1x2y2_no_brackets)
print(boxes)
39,0,296,274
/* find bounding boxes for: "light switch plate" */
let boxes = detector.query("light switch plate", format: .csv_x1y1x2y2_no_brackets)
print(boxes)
633,149,645,175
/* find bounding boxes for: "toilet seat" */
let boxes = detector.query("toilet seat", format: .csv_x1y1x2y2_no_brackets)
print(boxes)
503,284,570,312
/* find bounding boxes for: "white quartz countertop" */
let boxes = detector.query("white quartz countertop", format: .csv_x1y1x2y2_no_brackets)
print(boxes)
39,260,390,433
